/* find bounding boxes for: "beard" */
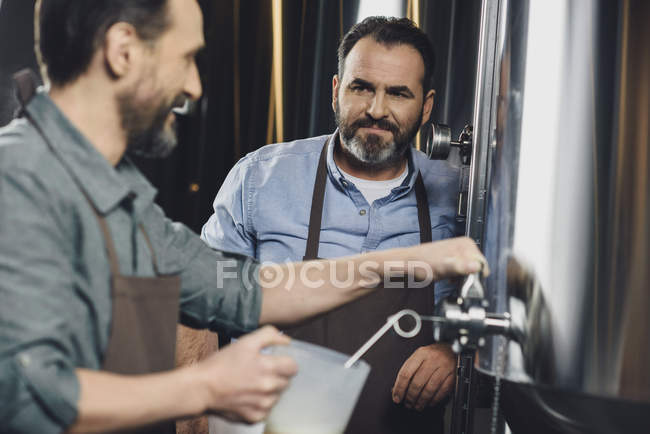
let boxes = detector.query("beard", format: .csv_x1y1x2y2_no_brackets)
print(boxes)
118,88,186,159
335,100,422,170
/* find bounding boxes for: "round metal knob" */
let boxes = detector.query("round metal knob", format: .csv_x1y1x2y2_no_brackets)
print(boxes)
424,123,452,160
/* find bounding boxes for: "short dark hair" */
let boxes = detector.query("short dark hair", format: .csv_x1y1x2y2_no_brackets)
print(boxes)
37,0,170,86
337,16,435,91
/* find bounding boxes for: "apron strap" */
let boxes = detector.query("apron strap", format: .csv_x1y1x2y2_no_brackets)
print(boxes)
139,224,162,275
72,193,161,277
304,139,330,260
12,69,39,111
414,172,433,243
77,199,161,277
88,203,122,276
304,138,434,258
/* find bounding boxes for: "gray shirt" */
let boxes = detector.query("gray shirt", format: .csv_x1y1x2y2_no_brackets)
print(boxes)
0,90,262,432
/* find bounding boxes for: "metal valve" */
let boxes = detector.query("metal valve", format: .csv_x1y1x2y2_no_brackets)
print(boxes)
424,124,474,222
424,123,453,159
424,123,473,163
433,272,523,353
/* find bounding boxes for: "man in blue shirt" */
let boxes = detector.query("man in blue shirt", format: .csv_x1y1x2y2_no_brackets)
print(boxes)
202,17,462,434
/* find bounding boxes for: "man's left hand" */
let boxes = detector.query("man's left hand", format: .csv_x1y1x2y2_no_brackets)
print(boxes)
391,343,456,411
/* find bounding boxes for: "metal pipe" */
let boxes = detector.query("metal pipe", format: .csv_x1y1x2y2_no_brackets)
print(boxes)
465,0,500,246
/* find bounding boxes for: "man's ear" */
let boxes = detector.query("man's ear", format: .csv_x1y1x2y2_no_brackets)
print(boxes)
420,88,436,127
103,22,141,79
331,74,340,113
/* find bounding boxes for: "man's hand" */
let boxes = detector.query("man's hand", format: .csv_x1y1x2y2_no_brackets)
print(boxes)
391,344,456,411
408,237,489,282
194,326,298,424
70,326,296,433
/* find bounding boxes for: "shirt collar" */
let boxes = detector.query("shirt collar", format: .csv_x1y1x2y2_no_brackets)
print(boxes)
326,129,419,195
25,89,157,216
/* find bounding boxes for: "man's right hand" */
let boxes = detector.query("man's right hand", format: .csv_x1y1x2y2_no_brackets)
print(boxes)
193,326,298,424
407,236,489,281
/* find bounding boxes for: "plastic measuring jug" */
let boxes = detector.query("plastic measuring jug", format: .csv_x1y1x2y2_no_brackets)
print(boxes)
265,339,371,434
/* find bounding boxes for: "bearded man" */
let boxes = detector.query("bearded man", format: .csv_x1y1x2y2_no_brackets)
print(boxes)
202,16,462,434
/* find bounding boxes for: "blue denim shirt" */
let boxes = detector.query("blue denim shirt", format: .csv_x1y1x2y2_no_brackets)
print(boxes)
0,91,262,432
202,132,463,303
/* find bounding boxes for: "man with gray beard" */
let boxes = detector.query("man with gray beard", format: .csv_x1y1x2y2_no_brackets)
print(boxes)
202,17,462,434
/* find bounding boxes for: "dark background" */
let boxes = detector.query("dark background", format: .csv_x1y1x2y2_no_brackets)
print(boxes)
0,0,480,233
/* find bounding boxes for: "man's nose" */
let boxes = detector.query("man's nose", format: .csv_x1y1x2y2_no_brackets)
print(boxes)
366,93,388,119
185,61,203,101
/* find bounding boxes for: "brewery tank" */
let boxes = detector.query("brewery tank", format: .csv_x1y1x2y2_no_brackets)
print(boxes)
465,0,650,432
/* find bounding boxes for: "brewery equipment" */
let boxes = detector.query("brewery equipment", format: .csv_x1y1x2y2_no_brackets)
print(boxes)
425,0,650,432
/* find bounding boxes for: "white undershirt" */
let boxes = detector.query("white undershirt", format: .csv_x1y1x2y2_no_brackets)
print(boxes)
338,166,408,205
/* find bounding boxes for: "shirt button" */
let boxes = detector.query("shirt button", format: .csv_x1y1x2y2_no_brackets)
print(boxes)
342,180,349,187
19,354,31,367
359,209,367,216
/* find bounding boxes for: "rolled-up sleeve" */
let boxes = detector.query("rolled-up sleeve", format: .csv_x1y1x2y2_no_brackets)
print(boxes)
201,158,256,257
147,204,262,336
0,170,81,432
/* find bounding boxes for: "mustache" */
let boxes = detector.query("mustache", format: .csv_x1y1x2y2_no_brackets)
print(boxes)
350,117,399,135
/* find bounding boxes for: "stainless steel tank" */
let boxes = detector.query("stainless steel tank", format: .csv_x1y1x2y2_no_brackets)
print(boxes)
466,0,650,431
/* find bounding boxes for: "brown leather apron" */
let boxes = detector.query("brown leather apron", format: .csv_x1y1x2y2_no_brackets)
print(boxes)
96,215,181,434
14,70,182,434
288,141,445,433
